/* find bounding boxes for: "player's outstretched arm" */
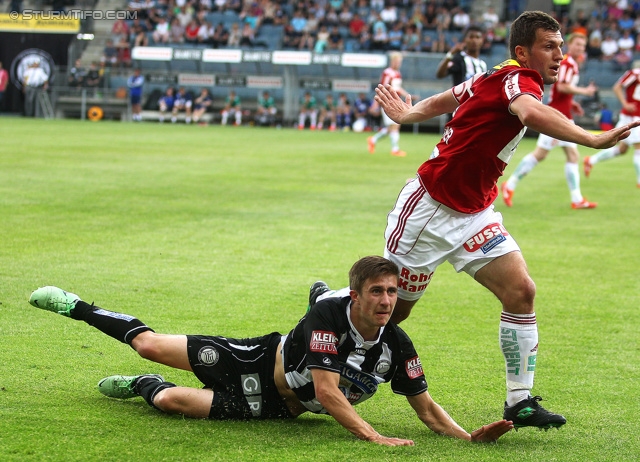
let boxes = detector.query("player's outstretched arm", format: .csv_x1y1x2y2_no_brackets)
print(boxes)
406,391,513,442
310,368,414,447
511,93,640,149
374,84,458,125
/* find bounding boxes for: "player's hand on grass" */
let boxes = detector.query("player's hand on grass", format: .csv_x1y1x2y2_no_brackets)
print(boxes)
469,420,514,443
365,434,415,446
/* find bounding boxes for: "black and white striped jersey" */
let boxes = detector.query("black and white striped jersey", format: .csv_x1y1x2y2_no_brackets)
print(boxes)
282,295,428,414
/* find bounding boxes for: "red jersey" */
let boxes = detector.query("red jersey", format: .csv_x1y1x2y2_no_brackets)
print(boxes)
417,60,544,214
380,67,402,90
547,54,579,118
617,68,640,117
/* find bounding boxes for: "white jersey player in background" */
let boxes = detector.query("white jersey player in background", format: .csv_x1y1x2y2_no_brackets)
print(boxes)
368,52,409,157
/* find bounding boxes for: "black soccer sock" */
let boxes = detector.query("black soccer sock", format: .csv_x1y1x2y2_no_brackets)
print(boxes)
70,300,154,346
135,376,177,411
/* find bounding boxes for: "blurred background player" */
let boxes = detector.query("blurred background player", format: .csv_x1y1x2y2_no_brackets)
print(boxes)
192,88,213,124
127,69,144,122
352,92,372,132
336,93,353,130
367,52,409,157
158,87,175,123
255,90,277,126
502,33,598,209
221,90,242,126
436,25,487,86
172,87,193,124
584,65,640,188
298,91,318,130
317,93,337,131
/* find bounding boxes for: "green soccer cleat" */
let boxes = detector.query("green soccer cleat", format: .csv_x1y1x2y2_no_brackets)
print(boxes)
97,374,164,399
29,286,80,317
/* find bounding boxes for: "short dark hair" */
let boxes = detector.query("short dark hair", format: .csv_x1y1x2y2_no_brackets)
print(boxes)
508,11,560,59
463,25,484,39
349,256,399,294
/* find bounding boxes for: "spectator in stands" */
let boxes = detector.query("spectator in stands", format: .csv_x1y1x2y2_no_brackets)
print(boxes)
68,59,86,88
421,33,434,52
192,88,213,124
133,29,149,47
255,90,277,126
298,91,318,130
227,0,242,13
197,20,215,45
291,9,307,35
177,6,193,28
112,18,130,42
211,22,230,48
213,0,226,12
158,87,175,123
313,25,329,52
380,3,398,24
324,7,340,27
282,18,302,49
317,93,337,131
327,25,344,51
431,30,448,53
348,13,366,39
101,39,118,67
127,68,144,122
598,103,615,131
387,21,403,51
184,19,200,44
422,3,438,30
451,7,470,31
616,29,634,68
402,23,422,52
338,4,353,26
227,22,242,47
153,16,171,44
172,87,193,124
481,6,500,30
85,62,102,90
0,61,9,111
168,18,184,44
371,15,388,51
601,32,620,61
435,6,451,31
240,2,264,32
116,36,132,68
370,0,384,13
221,90,242,125
239,22,256,47
336,93,352,130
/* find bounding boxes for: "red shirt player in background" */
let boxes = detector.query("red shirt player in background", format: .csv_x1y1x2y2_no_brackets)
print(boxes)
584,65,640,187
502,33,598,209
367,52,410,157
326,11,637,431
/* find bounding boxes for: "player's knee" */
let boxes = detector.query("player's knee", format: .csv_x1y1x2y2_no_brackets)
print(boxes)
132,332,164,361
504,277,536,311
151,388,182,414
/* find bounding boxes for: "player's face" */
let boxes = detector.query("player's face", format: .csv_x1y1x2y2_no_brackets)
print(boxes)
350,275,398,339
519,29,564,85
391,56,402,70
464,31,484,53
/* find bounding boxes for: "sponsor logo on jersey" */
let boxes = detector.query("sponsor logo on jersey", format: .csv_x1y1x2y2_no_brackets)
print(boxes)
398,267,433,294
375,359,392,375
405,356,424,379
310,330,338,354
504,72,521,100
197,346,219,365
339,364,379,402
241,373,263,417
463,223,509,254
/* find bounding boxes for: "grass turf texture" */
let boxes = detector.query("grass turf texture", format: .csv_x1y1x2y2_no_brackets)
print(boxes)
0,119,638,461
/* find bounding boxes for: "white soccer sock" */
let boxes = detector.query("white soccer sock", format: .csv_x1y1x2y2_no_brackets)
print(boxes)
506,153,538,190
221,111,228,125
390,131,400,152
500,312,538,407
565,162,583,203
235,112,241,124
310,112,317,127
634,151,640,184
373,126,389,142
590,145,620,164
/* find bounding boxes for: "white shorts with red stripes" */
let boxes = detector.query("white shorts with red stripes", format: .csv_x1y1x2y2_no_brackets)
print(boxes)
384,177,521,301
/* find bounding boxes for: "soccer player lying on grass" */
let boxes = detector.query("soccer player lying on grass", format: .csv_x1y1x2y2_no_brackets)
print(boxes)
28,256,512,447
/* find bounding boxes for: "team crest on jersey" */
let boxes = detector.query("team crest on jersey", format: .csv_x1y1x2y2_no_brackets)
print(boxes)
405,356,423,379
463,223,509,254
310,330,338,354
198,346,219,365
375,359,392,375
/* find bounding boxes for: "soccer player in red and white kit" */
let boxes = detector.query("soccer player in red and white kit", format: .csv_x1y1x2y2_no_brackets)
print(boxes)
340,11,637,430
368,52,409,157
501,33,598,209
584,65,640,187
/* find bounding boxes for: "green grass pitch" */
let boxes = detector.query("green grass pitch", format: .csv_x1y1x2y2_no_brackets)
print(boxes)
0,119,638,461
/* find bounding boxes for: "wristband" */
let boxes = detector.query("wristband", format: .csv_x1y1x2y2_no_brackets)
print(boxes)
445,52,454,60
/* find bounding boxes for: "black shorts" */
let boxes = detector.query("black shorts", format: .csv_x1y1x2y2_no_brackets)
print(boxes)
187,332,293,420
